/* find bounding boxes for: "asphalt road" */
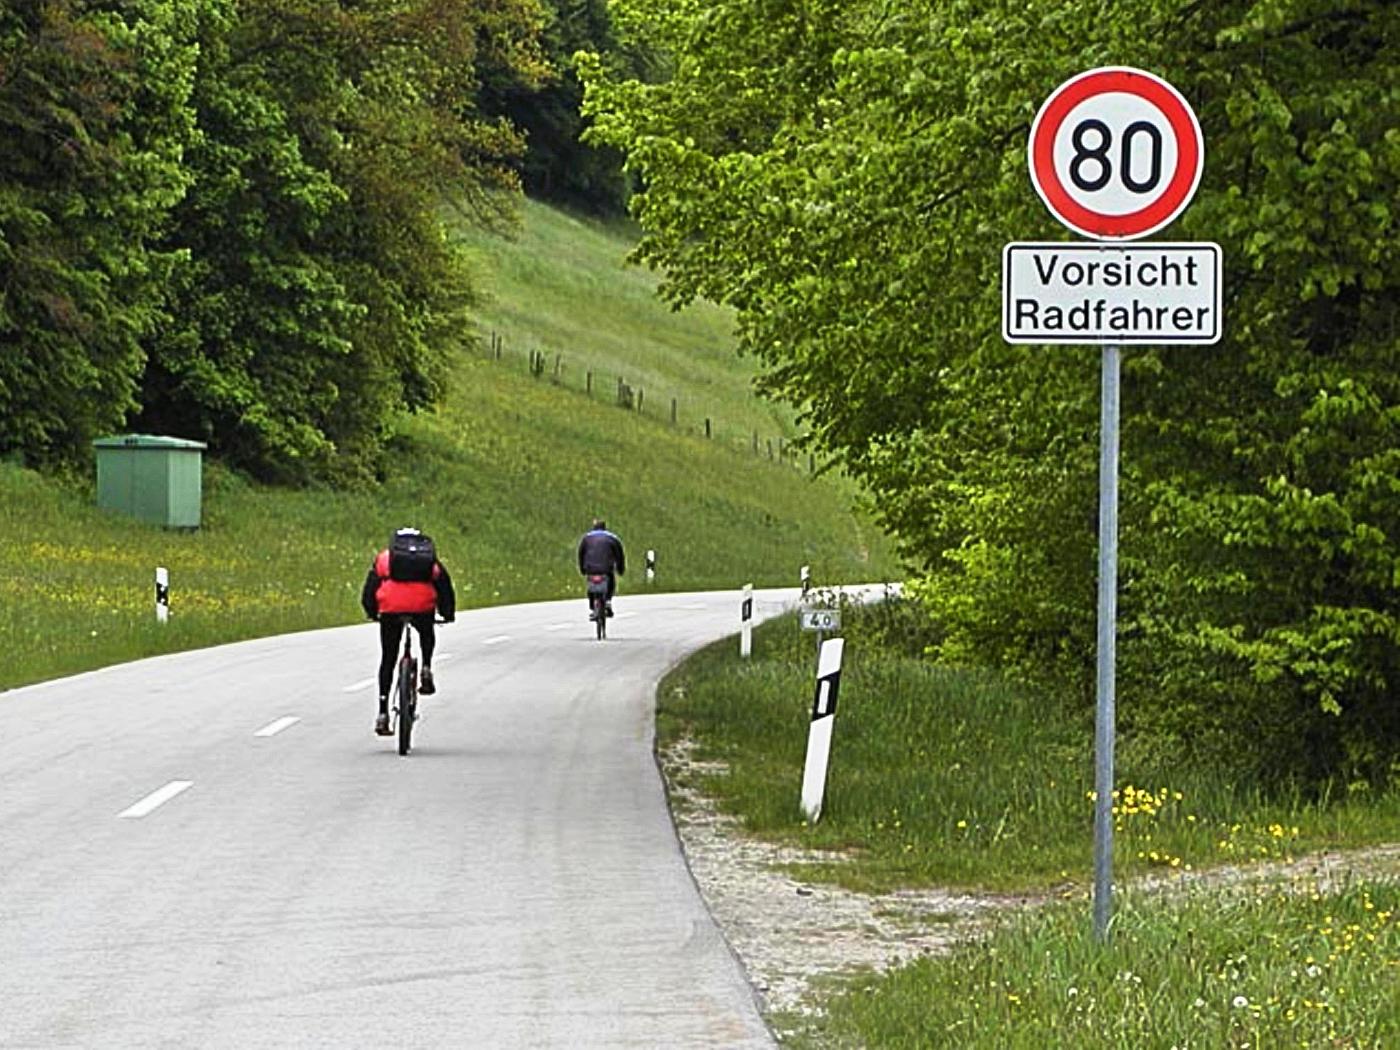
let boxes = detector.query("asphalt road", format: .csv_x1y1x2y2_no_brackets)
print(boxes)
0,587,806,1049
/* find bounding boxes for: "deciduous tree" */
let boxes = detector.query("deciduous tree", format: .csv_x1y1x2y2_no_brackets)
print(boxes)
136,0,550,482
582,0,1400,785
0,0,197,466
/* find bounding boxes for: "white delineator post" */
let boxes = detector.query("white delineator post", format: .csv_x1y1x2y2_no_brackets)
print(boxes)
800,637,845,823
740,584,753,658
646,549,656,584
155,567,169,624
800,564,811,598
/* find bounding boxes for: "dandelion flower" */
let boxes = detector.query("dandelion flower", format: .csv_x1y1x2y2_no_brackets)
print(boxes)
1232,995,1249,1009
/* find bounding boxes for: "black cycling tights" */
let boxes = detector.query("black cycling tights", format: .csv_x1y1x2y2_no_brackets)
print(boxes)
378,615,436,698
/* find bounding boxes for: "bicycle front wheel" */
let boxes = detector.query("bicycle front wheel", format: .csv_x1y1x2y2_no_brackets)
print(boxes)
396,659,416,756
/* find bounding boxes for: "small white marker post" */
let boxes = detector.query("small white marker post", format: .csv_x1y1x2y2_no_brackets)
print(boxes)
800,637,845,823
646,549,656,584
740,584,753,658
155,567,169,624
800,565,811,598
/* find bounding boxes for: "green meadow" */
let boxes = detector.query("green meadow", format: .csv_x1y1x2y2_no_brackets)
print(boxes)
457,200,792,448
0,200,896,692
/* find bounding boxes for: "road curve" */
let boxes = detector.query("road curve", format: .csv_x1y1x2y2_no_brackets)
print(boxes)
0,587,805,1049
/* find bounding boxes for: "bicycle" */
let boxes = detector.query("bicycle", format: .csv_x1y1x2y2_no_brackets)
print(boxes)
386,614,441,755
586,574,609,640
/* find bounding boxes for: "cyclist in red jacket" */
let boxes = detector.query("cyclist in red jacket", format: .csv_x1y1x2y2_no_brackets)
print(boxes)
360,528,455,736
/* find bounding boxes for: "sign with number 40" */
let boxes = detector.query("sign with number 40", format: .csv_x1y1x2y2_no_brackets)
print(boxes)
800,609,841,632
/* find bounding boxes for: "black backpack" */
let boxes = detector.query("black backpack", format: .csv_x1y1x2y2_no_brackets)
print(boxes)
388,530,436,582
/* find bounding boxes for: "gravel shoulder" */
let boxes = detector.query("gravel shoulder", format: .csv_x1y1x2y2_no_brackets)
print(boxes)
661,740,1400,1039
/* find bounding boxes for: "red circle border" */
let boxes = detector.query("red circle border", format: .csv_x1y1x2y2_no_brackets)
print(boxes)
1029,67,1203,240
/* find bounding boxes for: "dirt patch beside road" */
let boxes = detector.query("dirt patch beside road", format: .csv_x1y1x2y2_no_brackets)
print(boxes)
661,740,1400,1038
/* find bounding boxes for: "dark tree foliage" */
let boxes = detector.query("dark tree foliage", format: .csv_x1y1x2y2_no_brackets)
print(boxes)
135,0,548,482
0,0,196,468
482,0,656,216
1,0,549,484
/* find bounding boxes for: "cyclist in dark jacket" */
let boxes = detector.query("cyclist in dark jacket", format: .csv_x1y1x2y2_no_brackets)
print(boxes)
577,518,625,619
361,528,455,736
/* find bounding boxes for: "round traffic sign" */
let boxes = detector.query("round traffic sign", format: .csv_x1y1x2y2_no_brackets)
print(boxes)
1028,67,1203,240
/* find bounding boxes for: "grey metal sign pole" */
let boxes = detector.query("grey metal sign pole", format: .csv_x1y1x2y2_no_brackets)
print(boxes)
1012,66,1213,946
1092,343,1121,941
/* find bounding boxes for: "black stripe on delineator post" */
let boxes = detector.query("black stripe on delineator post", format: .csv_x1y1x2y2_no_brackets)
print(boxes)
810,667,842,721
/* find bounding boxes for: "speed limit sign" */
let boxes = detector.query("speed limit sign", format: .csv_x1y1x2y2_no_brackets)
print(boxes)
1028,67,1203,240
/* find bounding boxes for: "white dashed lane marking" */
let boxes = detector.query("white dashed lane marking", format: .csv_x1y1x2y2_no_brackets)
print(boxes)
119,781,193,819
254,717,300,738
482,636,511,646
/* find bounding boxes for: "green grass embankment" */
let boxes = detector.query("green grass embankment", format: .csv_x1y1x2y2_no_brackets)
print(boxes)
658,599,1399,1047
458,199,789,448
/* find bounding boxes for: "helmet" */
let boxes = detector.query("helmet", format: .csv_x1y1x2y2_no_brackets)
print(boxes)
591,518,606,531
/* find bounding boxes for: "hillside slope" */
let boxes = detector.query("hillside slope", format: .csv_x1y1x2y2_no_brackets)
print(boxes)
0,200,897,690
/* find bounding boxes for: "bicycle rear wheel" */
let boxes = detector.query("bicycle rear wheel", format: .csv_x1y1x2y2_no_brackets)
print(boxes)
593,597,606,640
396,658,416,755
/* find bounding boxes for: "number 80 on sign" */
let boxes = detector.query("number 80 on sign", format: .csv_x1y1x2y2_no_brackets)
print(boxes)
1029,67,1204,241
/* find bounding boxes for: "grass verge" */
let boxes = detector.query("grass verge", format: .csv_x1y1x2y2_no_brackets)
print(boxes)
658,603,1399,895
801,877,1397,1049
659,597,1399,1045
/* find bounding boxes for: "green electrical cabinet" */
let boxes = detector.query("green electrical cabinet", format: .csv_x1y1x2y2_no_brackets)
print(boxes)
94,434,207,528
